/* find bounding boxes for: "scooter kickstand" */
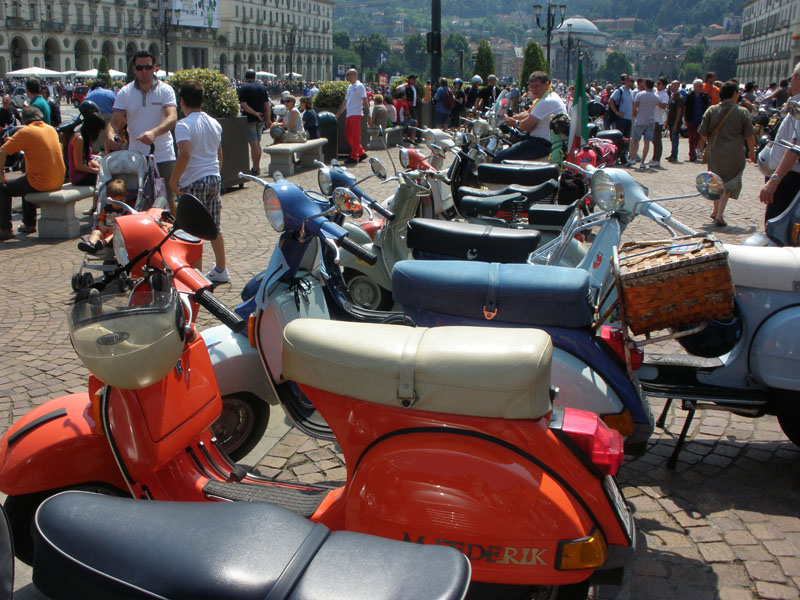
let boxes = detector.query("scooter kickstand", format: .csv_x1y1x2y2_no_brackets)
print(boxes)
666,399,696,470
656,398,673,429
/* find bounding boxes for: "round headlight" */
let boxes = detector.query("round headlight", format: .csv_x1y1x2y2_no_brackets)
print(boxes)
112,225,128,265
263,187,284,232
591,170,624,212
317,168,333,196
399,148,409,169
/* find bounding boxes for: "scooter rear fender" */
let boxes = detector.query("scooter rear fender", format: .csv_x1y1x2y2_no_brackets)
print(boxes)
344,429,608,586
0,394,125,496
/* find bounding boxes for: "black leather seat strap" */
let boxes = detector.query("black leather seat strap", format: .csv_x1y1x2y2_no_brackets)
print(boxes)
264,522,331,600
484,262,500,320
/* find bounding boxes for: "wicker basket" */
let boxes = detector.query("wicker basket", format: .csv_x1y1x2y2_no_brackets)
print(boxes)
617,236,734,335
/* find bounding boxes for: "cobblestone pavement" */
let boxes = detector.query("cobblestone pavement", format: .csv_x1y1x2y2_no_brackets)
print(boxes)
1,134,799,599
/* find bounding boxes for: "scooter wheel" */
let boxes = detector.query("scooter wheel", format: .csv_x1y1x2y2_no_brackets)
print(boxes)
343,268,393,311
778,409,800,447
81,272,94,288
71,272,83,292
211,394,269,463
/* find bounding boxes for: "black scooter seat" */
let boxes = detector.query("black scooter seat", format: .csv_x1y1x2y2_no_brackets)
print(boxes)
594,129,624,143
459,192,525,218
407,217,540,263
477,162,560,187
33,491,470,600
458,180,558,215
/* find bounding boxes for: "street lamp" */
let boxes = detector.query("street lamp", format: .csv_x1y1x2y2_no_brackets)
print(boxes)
158,0,180,75
533,0,566,74
560,23,580,84
282,28,300,80
353,36,368,77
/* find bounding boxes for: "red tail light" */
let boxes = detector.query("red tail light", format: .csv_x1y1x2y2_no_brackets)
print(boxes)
601,326,642,370
560,407,624,476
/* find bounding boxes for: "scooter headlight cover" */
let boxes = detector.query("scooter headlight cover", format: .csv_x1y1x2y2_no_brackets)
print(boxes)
112,224,128,265
591,170,623,212
317,168,333,196
263,187,284,232
399,148,410,169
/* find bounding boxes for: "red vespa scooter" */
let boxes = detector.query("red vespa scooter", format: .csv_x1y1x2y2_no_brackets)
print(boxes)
0,195,634,598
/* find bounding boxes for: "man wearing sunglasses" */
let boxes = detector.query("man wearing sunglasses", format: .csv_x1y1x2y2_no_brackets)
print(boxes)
107,50,178,213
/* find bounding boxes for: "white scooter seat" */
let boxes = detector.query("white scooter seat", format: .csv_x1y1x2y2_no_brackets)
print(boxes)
283,320,553,420
725,245,800,292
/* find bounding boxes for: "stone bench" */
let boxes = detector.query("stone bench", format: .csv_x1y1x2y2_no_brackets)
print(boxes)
25,184,94,239
366,126,405,150
263,138,328,176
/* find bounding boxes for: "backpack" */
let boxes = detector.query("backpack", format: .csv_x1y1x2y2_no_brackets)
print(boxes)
443,88,455,110
586,138,617,166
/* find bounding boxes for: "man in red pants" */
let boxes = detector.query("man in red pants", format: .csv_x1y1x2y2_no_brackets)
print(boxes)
336,68,372,165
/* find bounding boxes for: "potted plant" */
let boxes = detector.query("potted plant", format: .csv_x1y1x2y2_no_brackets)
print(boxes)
166,68,248,190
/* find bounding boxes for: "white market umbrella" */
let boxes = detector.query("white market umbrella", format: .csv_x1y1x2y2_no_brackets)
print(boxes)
73,68,127,79
5,66,63,77
283,72,303,79
256,71,276,78
155,70,173,80
108,69,127,78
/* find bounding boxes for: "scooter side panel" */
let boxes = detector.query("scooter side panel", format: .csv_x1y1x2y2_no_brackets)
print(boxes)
343,431,596,586
751,305,800,391
0,394,126,495
201,325,274,406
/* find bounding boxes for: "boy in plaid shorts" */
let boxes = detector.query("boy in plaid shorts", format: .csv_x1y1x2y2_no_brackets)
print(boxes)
169,79,229,284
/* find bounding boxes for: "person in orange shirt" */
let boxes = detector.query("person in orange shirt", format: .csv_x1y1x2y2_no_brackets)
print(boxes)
0,106,65,239
703,71,721,105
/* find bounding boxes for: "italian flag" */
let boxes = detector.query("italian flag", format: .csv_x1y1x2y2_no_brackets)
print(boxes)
566,60,589,164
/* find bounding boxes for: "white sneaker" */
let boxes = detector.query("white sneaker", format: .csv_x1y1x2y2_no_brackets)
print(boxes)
630,154,641,163
639,162,647,170
649,161,661,168
206,266,230,284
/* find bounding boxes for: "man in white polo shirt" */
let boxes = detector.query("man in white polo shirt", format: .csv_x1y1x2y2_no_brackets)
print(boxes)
336,68,371,165
107,50,178,213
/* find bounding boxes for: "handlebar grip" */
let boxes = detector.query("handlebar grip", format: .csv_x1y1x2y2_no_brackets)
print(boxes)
337,235,378,266
369,201,395,221
194,288,246,333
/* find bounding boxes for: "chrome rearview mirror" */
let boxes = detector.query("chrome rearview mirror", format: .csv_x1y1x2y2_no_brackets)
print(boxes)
427,142,446,159
695,172,725,200
333,187,364,218
369,157,387,180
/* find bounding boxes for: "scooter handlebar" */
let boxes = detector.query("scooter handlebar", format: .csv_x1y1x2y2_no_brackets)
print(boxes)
337,235,378,266
194,288,246,333
368,200,395,221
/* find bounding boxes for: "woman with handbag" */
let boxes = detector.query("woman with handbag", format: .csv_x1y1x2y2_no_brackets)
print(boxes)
697,80,757,226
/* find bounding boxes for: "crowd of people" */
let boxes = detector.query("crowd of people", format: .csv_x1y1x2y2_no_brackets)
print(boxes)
2,60,800,246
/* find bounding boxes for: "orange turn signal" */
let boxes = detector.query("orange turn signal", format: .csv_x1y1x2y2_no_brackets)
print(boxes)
248,314,257,348
601,410,635,437
556,529,607,570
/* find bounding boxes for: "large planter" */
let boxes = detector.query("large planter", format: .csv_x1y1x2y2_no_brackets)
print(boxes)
218,116,250,190
327,110,369,158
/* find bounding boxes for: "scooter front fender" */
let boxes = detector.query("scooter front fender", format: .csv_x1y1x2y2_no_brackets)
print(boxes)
751,306,800,391
338,242,392,291
0,394,126,496
201,325,274,406
344,431,600,586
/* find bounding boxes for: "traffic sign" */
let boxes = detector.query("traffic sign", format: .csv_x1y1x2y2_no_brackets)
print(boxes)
379,51,388,65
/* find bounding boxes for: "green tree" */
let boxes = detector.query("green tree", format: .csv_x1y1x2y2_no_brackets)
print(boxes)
598,51,633,83
706,47,738,81
681,45,705,70
365,33,389,70
473,39,495,83
333,31,350,49
403,34,426,76
680,62,705,82
444,33,470,57
97,55,111,88
519,41,547,84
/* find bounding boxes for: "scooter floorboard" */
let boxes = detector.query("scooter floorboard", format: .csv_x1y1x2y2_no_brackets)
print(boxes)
203,480,328,517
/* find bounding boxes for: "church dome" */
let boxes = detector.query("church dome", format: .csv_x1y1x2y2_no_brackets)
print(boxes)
555,17,600,34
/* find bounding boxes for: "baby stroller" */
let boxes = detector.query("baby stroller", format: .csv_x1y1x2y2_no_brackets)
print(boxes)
71,151,148,292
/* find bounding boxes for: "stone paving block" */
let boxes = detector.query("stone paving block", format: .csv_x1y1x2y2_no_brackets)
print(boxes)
267,444,296,458
733,544,775,562
763,539,800,557
305,448,335,462
712,563,752,587
324,467,347,481
723,529,758,545
745,522,785,541
292,463,319,476
754,581,798,600
717,588,756,600
698,542,736,563
744,561,788,584
777,557,800,578
688,526,723,543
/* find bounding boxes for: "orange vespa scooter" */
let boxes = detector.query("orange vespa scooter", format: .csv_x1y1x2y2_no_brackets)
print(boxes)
0,194,634,599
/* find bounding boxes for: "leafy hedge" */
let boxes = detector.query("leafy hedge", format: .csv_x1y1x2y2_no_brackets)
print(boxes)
166,68,239,119
313,80,349,110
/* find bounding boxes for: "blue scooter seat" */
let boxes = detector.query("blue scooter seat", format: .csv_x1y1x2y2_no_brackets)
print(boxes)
392,260,594,329
33,491,470,600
